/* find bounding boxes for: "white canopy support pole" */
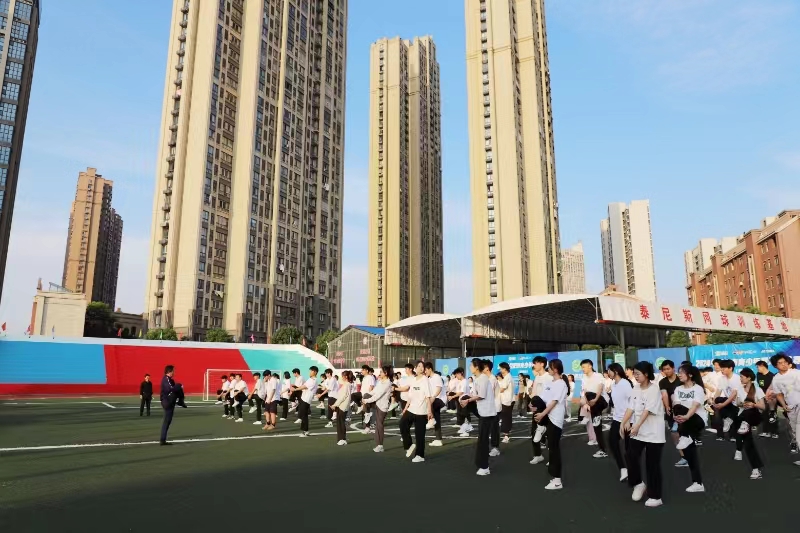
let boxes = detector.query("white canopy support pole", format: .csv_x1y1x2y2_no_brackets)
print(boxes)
619,327,626,351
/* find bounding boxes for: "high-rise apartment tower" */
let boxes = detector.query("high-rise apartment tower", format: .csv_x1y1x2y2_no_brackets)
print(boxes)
560,242,585,294
600,200,657,301
145,0,347,341
367,36,443,327
465,0,560,308
0,0,39,303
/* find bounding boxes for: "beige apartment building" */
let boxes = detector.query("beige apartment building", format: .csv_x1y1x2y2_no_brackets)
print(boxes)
367,36,443,327
145,0,347,342
0,0,39,303
465,0,561,309
62,168,123,308
560,242,585,294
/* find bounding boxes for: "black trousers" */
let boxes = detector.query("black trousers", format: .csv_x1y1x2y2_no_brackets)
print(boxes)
476,414,495,469
336,407,347,441
490,410,501,448
432,398,444,439
160,404,174,442
609,420,628,470
734,408,764,468
253,396,263,421
585,392,609,418
627,439,664,499
456,396,474,425
140,396,151,416
673,405,704,484
400,412,427,458
546,419,563,479
280,398,289,419
327,397,336,420
530,396,547,456
500,403,514,434
518,394,529,416
712,397,738,436
298,400,310,432
234,392,247,418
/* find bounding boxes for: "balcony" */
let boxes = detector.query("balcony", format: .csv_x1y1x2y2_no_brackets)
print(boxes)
174,78,182,87
161,220,170,228
163,186,172,195
167,155,175,163
177,49,185,57
156,273,165,280
157,255,167,263
169,124,178,131
179,20,188,28
159,238,168,245
175,62,183,71
154,290,164,297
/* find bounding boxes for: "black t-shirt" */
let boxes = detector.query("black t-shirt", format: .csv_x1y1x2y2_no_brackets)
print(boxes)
659,376,680,407
756,371,774,392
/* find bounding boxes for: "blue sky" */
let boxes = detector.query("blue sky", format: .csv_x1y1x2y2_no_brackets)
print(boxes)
1,0,798,330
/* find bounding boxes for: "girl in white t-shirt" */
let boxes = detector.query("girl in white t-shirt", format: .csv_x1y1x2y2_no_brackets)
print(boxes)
533,359,570,491
733,368,766,479
607,363,633,482
672,365,706,493
621,361,666,508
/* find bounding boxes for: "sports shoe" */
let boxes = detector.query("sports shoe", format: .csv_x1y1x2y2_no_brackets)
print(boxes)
365,412,373,425
411,456,425,463
457,432,469,437
356,405,364,414
686,483,705,493
644,498,663,508
288,403,297,413
221,414,228,418
214,401,223,405
299,431,309,438
759,432,772,438
737,422,750,435
426,418,436,430
530,455,545,465
723,418,733,433
373,445,384,453
790,443,799,454
676,436,694,450
324,422,333,428
476,468,491,476
544,479,563,490
768,413,777,424
331,412,337,421
388,402,398,412
734,451,743,461
320,415,327,419
631,483,647,502
750,468,762,479
675,458,688,467
592,416,602,427
249,407,256,414
451,424,462,429
316,402,325,409
587,440,598,446
619,468,628,482
279,417,287,421
430,440,443,447
502,435,510,444
406,443,417,458
253,421,262,425
593,450,608,458
772,433,779,439
533,424,547,443
235,418,243,423
337,440,347,446
489,447,501,457
459,423,471,434
294,419,302,424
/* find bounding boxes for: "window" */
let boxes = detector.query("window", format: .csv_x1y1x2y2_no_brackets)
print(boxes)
0,102,16,121
2,82,19,100
8,42,26,60
4,62,22,80
14,1,32,20
0,124,12,143
11,21,29,40
775,255,779,266
0,146,9,164
777,274,782,286
0,168,6,187
0,0,9,16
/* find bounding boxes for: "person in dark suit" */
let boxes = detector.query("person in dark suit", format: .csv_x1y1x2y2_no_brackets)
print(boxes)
140,374,153,416
160,365,187,445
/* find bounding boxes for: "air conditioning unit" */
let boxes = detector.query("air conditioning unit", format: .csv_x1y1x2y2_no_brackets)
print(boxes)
279,263,285,272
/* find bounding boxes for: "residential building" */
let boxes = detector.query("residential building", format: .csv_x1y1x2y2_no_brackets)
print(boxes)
0,0,39,303
61,168,123,308
30,281,87,338
560,241,585,294
600,200,657,301
465,0,561,308
686,210,800,319
683,236,737,286
145,0,347,342
367,36,443,327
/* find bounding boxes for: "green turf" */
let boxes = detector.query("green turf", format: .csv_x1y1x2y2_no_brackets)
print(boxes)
1,398,798,532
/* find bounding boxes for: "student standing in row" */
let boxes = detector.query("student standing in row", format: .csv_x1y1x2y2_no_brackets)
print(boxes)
517,373,529,418
733,368,766,478
280,371,292,421
756,360,778,439
400,361,433,463
658,361,685,467
450,368,474,435
262,370,278,430
532,359,569,490
248,372,265,425
293,366,318,437
461,358,494,476
579,359,607,454
139,374,153,417
498,363,515,444
607,363,632,481
671,365,706,493
231,374,249,422
487,361,502,457
771,353,800,458
622,361,666,508
332,371,354,445
712,360,740,441
423,363,446,447
289,368,304,416
528,356,553,465
320,369,339,428
364,365,393,452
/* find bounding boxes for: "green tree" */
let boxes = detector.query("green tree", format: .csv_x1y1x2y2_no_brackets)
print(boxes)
205,328,233,343
146,328,178,341
272,326,304,345
581,344,601,351
315,329,340,355
84,302,114,338
666,330,692,348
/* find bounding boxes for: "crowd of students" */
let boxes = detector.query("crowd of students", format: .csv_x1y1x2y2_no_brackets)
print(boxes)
211,352,800,506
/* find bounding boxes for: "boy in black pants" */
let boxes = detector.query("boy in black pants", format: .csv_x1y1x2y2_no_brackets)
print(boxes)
140,374,153,416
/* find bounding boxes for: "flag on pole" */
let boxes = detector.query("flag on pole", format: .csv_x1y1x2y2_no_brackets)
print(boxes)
159,330,163,340
117,328,123,338
250,334,254,343
138,329,142,338
25,324,31,336
1,322,6,332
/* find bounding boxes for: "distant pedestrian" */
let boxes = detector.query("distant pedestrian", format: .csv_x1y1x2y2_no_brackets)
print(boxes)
160,365,186,445
139,374,153,417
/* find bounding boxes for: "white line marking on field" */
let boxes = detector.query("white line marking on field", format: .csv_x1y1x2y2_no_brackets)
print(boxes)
102,402,117,409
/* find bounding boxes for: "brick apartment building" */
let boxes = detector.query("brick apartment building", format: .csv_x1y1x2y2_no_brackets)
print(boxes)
686,210,800,319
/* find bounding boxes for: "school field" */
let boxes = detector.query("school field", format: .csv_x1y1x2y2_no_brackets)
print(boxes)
1,397,798,532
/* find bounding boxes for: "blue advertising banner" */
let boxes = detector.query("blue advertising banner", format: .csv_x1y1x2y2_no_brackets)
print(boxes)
558,350,596,398
434,358,459,376
638,347,688,369
689,340,800,374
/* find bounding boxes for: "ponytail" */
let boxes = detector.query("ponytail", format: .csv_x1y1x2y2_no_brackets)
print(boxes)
608,363,633,388
548,359,570,390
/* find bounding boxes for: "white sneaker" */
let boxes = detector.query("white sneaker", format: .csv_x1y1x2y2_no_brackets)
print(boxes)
734,451,743,461
644,498,663,508
412,456,425,463
675,458,689,467
686,483,705,493
426,418,436,430
619,468,628,482
233,401,240,408
530,455,545,465
221,414,228,418
723,418,733,433
299,431,309,438
466,424,474,433
587,440,598,446
592,416,602,427
235,418,243,422
430,440,443,447
294,419,302,424
279,417,286,421
676,436,694,450
502,435,510,444
533,425,547,443
737,422,750,435
320,415,327,419
593,450,608,458
337,439,347,446
373,445,384,453
252,421,262,425
316,402,325,409
750,468,762,479
544,479,563,490
365,412,373,425
457,432,469,437
324,422,333,428
388,402,399,412
288,403,297,413
331,412,337,421
759,432,772,438
406,443,417,458
489,447,501,457
356,405,364,414
451,424,462,429
631,482,647,502
248,407,256,414
476,468,491,476
214,401,223,405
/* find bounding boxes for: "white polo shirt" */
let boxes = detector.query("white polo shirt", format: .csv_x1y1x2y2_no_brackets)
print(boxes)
407,375,432,416
540,378,569,428
281,378,291,399
628,383,666,444
428,373,447,404
300,377,317,404
611,379,633,422
361,374,376,394
582,372,605,399
399,374,413,401
254,378,266,399
233,379,249,396
773,368,800,408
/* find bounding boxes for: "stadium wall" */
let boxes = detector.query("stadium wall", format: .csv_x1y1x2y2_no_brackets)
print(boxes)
0,337,333,396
